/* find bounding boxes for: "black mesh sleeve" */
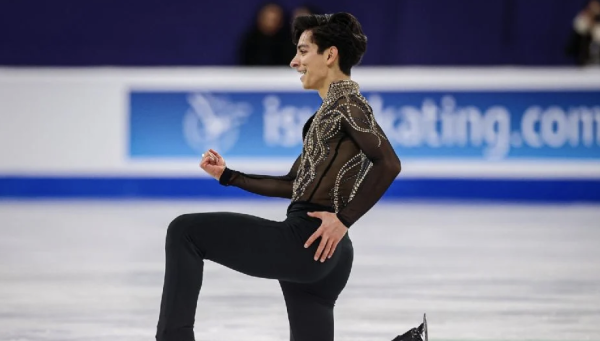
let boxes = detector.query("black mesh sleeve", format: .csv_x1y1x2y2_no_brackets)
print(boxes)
335,100,401,227
218,155,302,199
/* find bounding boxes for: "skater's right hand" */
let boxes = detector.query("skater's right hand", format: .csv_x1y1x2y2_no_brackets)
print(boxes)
200,148,226,181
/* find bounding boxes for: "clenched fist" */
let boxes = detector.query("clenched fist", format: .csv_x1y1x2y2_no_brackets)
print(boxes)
200,148,226,181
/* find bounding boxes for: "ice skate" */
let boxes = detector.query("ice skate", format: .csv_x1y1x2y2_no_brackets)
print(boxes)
391,314,428,341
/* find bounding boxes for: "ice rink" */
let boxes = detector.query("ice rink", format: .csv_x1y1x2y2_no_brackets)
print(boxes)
1,199,599,341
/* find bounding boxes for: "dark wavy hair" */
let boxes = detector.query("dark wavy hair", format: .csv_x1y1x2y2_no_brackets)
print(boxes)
291,12,367,75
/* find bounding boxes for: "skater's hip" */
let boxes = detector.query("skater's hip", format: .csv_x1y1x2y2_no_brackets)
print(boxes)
286,201,337,230
287,201,334,216
285,201,351,242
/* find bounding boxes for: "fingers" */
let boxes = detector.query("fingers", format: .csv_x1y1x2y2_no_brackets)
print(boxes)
320,239,333,262
327,240,338,259
200,154,218,173
209,149,222,160
201,152,217,165
202,149,226,167
314,237,327,262
206,152,217,162
200,156,211,168
306,230,337,262
304,212,337,262
307,211,321,219
315,237,338,262
304,229,320,249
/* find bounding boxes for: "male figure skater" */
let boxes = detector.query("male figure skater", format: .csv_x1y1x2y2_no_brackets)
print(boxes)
155,12,427,341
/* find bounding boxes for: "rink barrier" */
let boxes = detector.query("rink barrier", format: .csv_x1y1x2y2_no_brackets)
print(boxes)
1,177,599,202
1,67,599,202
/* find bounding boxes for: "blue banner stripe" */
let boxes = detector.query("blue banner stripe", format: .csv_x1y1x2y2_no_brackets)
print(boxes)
129,90,600,161
1,177,598,202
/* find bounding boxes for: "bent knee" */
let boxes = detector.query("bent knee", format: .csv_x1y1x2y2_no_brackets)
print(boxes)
165,214,192,246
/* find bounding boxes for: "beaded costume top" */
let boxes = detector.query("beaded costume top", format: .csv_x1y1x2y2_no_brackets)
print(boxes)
219,80,401,227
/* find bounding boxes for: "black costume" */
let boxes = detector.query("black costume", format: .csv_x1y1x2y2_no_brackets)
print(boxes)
156,80,402,341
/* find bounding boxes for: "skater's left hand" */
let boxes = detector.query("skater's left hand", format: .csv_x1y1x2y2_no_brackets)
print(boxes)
304,212,348,262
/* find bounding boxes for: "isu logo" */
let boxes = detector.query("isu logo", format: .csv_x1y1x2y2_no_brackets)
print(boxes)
183,93,251,154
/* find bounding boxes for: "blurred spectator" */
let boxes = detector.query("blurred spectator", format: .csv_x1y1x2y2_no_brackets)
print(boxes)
238,2,295,66
566,0,600,65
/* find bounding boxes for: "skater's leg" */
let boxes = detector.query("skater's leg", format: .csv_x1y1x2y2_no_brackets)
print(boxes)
280,281,335,341
156,210,342,341
280,233,354,341
155,214,205,341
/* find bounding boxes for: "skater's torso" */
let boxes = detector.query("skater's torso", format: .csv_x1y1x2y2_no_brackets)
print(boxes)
222,79,400,227
291,80,383,215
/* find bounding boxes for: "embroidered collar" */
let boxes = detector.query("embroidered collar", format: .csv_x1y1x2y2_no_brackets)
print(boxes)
323,79,360,105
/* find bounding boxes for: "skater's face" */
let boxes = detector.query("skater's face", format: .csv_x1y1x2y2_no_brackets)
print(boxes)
290,30,337,91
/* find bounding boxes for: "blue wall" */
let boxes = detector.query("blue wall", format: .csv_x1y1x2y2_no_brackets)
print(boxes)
2,177,599,203
0,0,587,66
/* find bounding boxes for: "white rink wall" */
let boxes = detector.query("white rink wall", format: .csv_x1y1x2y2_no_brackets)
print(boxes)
1,67,599,200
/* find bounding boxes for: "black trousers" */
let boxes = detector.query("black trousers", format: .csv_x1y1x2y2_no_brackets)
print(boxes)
155,202,354,341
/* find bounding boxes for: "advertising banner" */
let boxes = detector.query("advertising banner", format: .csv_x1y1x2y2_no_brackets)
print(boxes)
129,90,600,161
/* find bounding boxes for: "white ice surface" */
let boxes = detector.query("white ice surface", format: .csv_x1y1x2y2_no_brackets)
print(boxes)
0,200,599,341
